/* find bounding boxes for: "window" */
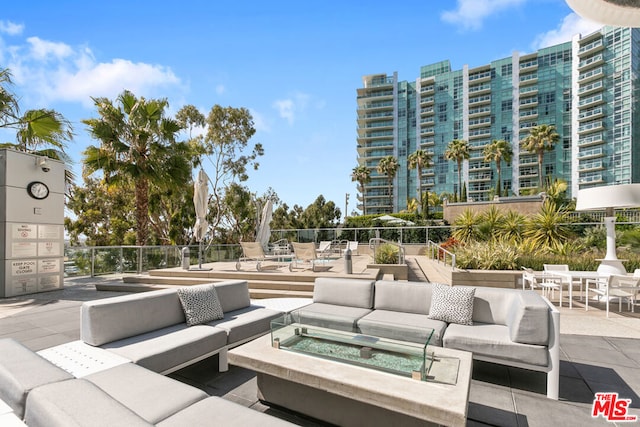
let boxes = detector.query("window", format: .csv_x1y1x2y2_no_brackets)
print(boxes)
501,100,512,111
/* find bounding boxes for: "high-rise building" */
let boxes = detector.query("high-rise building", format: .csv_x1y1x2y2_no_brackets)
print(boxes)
355,26,640,215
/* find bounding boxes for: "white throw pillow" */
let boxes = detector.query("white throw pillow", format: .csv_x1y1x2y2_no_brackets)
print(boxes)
177,284,224,326
427,283,475,325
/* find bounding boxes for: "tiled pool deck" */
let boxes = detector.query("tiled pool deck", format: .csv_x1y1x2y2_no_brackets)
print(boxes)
1,276,639,426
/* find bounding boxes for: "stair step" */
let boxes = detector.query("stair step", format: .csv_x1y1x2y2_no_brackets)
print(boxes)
250,289,314,299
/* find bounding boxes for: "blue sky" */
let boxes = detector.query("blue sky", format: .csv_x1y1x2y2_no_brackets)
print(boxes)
1,0,602,217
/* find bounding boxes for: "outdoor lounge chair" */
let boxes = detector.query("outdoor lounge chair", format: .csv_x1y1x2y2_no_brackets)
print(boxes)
290,242,331,272
522,268,563,302
236,241,284,271
585,274,640,317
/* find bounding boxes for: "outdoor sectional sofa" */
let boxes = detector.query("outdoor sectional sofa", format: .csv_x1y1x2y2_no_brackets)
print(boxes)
0,338,294,426
296,277,560,399
0,280,294,426
80,279,283,374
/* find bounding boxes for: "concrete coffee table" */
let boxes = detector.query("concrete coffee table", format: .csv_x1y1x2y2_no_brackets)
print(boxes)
229,331,472,427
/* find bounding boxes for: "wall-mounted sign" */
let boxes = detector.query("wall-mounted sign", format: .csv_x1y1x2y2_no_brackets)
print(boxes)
38,241,61,257
11,260,37,276
38,225,62,240
38,258,61,274
11,242,38,258
12,277,37,294
38,275,60,291
12,224,37,240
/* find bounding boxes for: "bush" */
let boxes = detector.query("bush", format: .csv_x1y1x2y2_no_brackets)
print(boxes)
374,243,399,264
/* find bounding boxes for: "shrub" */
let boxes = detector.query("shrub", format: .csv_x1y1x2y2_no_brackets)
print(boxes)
374,243,399,264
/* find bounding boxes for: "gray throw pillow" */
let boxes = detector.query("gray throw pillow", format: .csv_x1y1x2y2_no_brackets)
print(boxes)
177,284,224,326
427,283,475,325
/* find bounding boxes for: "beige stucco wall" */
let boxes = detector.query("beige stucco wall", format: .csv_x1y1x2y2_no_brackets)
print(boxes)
443,195,545,223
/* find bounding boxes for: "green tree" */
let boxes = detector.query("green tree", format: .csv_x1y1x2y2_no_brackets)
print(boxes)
444,139,470,201
351,165,371,216
65,177,137,246
83,90,194,245
408,149,433,217
520,124,559,188
483,139,512,197
451,208,480,243
377,156,398,212
201,105,262,234
0,67,74,182
298,195,341,229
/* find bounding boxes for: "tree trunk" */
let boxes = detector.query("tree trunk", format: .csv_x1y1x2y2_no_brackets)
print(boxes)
538,151,544,188
496,162,502,197
457,161,462,200
360,181,366,216
417,166,422,214
135,177,149,245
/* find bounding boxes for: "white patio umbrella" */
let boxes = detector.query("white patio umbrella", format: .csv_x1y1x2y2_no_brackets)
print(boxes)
192,169,210,270
256,200,273,251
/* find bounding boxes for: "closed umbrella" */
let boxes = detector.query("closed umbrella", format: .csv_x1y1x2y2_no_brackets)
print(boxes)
193,169,210,270
256,200,273,251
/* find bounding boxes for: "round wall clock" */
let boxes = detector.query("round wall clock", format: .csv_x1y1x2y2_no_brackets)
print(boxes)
27,181,50,200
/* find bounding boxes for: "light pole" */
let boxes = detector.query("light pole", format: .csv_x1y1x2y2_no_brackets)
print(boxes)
345,193,349,223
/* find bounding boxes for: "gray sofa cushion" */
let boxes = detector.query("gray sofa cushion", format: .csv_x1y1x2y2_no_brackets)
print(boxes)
471,287,516,325
81,289,185,346
102,324,228,373
24,379,152,427
357,310,447,346
507,291,550,345
208,306,283,345
0,338,73,418
373,280,432,314
443,323,549,367
428,284,475,325
294,303,372,332
215,280,251,312
86,363,208,424
157,396,295,427
177,284,225,326
313,278,374,308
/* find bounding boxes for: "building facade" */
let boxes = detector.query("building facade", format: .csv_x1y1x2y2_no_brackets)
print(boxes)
355,26,640,214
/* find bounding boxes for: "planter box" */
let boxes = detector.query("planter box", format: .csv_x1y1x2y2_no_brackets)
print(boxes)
367,264,408,280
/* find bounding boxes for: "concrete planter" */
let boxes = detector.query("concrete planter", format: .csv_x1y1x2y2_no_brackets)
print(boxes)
367,263,408,280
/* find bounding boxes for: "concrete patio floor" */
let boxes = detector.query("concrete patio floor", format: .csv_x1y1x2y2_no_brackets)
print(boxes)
1,276,639,426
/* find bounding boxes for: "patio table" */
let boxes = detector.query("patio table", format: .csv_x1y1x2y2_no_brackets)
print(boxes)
553,271,607,309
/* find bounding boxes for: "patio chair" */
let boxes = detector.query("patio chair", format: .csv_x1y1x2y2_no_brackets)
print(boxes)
544,264,583,303
522,267,563,302
585,274,640,317
236,242,269,271
347,241,359,255
290,242,329,272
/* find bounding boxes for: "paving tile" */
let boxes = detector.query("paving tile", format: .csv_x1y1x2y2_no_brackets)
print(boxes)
565,347,638,368
21,333,76,352
587,379,640,409
512,392,604,426
507,367,547,395
558,375,595,403
560,360,582,379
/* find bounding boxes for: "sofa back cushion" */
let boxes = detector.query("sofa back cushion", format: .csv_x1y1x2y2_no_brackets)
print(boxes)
313,278,374,308
214,280,250,312
506,291,550,345
81,289,184,346
471,287,516,325
373,280,431,315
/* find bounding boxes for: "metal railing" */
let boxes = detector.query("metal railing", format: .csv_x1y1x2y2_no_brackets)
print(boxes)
426,240,456,270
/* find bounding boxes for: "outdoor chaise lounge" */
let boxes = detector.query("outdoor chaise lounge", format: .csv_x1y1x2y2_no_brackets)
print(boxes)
236,241,286,271
289,242,331,272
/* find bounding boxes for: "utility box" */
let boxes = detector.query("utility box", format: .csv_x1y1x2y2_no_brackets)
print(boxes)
0,149,65,297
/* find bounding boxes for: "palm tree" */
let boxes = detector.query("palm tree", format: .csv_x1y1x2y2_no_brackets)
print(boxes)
483,139,513,197
444,139,470,201
377,156,398,212
520,124,559,188
408,149,433,217
351,165,371,215
0,67,74,182
83,90,194,245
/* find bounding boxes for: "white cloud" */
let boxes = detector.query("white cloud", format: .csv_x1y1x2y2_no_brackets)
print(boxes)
250,109,271,133
531,13,602,50
441,0,526,31
3,36,182,107
0,20,24,36
27,37,73,61
272,92,311,125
